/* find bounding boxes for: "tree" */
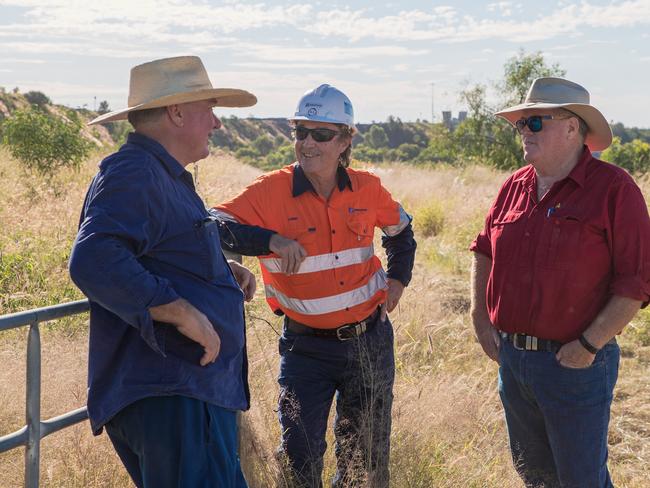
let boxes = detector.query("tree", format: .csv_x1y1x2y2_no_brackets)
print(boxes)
24,91,51,107
601,137,650,174
499,49,566,106
365,125,389,149
1,108,92,178
251,135,275,156
457,50,566,169
97,100,110,114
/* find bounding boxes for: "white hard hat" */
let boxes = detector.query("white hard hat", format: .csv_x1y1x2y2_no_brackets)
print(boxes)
289,84,356,133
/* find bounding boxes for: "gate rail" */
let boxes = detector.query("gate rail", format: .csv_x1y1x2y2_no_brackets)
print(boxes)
0,299,90,488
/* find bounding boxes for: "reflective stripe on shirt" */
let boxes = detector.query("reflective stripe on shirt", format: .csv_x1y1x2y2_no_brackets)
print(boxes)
209,208,238,222
265,268,387,315
260,245,374,275
382,205,411,237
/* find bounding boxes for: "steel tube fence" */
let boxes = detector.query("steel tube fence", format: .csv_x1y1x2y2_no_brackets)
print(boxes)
0,299,90,488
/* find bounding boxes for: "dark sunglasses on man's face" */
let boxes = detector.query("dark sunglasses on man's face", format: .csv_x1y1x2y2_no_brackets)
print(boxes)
293,126,340,142
515,114,569,133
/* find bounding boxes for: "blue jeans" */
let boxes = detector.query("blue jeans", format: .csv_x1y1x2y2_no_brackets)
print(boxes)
498,339,620,488
277,315,395,488
105,395,248,488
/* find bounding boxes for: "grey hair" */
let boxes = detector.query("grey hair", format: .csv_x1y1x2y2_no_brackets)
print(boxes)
127,106,167,128
557,108,589,141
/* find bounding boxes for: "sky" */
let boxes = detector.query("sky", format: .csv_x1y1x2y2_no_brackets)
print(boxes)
1,0,649,127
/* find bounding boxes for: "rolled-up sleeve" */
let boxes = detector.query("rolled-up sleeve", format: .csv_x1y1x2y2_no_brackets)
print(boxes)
69,164,179,354
608,180,650,305
469,211,494,259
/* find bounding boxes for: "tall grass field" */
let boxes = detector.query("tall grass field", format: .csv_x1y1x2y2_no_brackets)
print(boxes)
1,147,649,487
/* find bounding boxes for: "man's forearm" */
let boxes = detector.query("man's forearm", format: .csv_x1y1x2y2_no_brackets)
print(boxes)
382,223,416,287
470,252,492,328
583,295,642,349
219,220,275,256
471,252,500,362
149,297,194,325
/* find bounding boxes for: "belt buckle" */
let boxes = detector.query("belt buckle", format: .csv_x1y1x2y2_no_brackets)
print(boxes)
512,333,538,351
511,333,525,351
336,321,367,341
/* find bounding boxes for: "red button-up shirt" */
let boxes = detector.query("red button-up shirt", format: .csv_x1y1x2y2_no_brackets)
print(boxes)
471,147,650,343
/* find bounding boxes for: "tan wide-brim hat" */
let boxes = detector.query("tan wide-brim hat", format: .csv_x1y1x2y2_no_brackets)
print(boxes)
89,56,257,125
495,77,612,151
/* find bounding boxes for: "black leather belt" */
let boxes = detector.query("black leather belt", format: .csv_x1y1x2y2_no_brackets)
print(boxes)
285,308,380,341
500,332,563,352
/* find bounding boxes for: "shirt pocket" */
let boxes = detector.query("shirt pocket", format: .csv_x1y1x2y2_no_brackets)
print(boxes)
542,211,583,270
346,211,376,246
491,210,525,263
195,218,229,282
150,220,222,281
271,220,320,286
285,220,318,249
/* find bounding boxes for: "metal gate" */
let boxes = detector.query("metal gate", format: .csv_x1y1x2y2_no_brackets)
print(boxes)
0,299,90,488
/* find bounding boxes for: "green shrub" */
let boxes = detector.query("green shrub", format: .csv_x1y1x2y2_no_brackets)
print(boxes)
24,90,51,107
264,144,295,169
415,201,446,237
601,137,650,174
251,135,275,156
234,146,261,161
1,108,92,178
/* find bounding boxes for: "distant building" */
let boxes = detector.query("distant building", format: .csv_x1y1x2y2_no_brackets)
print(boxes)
442,111,467,130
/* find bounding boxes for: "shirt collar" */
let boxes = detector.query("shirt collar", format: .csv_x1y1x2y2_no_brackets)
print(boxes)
291,163,353,197
513,145,593,192
565,146,592,188
124,132,187,179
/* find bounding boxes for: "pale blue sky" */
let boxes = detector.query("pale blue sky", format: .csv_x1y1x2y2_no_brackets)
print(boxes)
1,0,649,127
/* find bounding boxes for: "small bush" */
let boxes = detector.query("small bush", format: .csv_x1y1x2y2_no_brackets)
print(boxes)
415,201,446,237
264,144,295,169
1,108,92,178
601,137,650,174
24,90,51,107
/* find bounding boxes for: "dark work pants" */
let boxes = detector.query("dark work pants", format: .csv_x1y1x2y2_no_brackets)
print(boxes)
498,340,620,488
277,315,395,488
104,395,248,488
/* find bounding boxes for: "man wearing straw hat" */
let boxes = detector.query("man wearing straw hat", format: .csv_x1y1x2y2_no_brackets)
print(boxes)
69,56,257,488
470,77,650,487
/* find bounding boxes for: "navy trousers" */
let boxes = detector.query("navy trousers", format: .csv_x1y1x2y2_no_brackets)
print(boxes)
104,395,248,488
498,340,620,488
277,315,395,488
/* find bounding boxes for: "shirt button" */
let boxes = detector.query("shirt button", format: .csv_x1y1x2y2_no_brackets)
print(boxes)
332,229,336,234
525,232,530,237
340,281,344,285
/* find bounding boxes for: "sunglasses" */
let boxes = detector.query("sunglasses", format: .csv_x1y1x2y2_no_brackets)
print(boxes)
514,114,569,133
294,126,341,142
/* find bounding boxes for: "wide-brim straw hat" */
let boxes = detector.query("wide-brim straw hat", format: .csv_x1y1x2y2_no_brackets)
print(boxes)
89,56,257,125
495,77,612,151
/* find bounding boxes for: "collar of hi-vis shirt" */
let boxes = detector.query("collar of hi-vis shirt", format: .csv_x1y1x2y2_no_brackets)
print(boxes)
513,145,591,198
292,163,354,197
123,132,193,184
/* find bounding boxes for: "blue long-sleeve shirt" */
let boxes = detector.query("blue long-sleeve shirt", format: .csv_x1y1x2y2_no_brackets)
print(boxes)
69,132,249,435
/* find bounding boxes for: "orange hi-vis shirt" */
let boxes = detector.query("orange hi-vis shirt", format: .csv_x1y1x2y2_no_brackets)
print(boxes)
215,163,407,328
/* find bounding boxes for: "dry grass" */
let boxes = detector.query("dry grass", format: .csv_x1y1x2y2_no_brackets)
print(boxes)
1,147,649,487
